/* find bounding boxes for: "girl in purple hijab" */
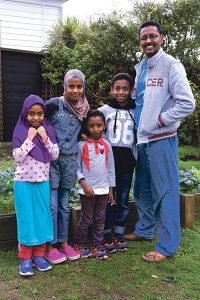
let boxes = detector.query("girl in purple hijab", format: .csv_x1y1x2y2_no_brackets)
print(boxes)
13,94,57,162
13,95,59,276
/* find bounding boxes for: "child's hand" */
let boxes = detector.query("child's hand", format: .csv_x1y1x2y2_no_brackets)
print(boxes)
37,126,48,143
80,179,95,197
84,186,95,197
28,127,37,141
108,187,115,206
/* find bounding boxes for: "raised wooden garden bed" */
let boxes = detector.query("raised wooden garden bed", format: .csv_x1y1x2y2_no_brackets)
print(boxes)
0,214,17,250
180,193,200,228
1,193,200,250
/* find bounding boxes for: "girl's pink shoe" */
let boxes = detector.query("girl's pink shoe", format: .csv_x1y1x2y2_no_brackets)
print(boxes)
44,248,67,264
60,245,80,261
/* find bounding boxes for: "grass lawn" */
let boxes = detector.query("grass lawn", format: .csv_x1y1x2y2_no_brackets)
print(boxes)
178,145,200,170
0,145,199,299
0,223,200,300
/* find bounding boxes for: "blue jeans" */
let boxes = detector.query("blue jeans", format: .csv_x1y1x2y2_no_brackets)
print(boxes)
50,188,70,244
49,154,77,189
134,136,181,256
104,172,133,239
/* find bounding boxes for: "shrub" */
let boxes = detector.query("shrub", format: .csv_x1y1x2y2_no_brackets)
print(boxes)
178,146,200,160
178,82,200,147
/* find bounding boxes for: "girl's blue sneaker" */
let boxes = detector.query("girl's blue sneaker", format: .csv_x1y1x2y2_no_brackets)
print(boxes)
19,258,34,276
32,256,52,271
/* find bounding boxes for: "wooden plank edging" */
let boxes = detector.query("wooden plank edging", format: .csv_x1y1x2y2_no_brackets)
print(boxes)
0,194,199,250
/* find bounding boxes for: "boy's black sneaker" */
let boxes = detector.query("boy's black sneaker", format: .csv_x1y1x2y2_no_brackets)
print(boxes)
103,236,117,254
113,237,129,252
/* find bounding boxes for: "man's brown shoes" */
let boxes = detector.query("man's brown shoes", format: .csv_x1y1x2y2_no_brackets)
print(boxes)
124,233,153,242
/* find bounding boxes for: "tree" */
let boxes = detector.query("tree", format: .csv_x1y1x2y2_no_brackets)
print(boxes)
41,14,139,101
67,14,139,101
42,0,200,90
132,0,200,147
41,17,80,85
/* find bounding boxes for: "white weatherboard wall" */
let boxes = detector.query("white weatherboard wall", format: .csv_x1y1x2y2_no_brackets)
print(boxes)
0,0,66,52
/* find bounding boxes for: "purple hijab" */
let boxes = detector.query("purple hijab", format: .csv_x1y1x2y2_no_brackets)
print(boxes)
13,95,57,163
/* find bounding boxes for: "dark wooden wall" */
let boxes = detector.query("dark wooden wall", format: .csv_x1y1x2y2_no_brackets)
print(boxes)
0,51,3,141
1,50,43,142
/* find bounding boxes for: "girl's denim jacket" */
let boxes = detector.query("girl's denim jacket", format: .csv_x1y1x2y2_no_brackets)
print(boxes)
45,97,81,155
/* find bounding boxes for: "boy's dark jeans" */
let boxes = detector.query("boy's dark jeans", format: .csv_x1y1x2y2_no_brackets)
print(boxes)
75,194,108,246
104,171,133,240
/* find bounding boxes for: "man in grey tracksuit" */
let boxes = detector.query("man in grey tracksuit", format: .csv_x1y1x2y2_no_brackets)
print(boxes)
124,20,195,261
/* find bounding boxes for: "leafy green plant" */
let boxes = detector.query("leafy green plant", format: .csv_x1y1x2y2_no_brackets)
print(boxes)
179,167,200,193
0,167,15,214
0,155,199,215
0,194,15,214
0,167,15,195
69,182,80,207
0,159,15,171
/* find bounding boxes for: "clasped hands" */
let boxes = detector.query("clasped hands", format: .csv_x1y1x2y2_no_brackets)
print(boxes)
28,126,48,143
